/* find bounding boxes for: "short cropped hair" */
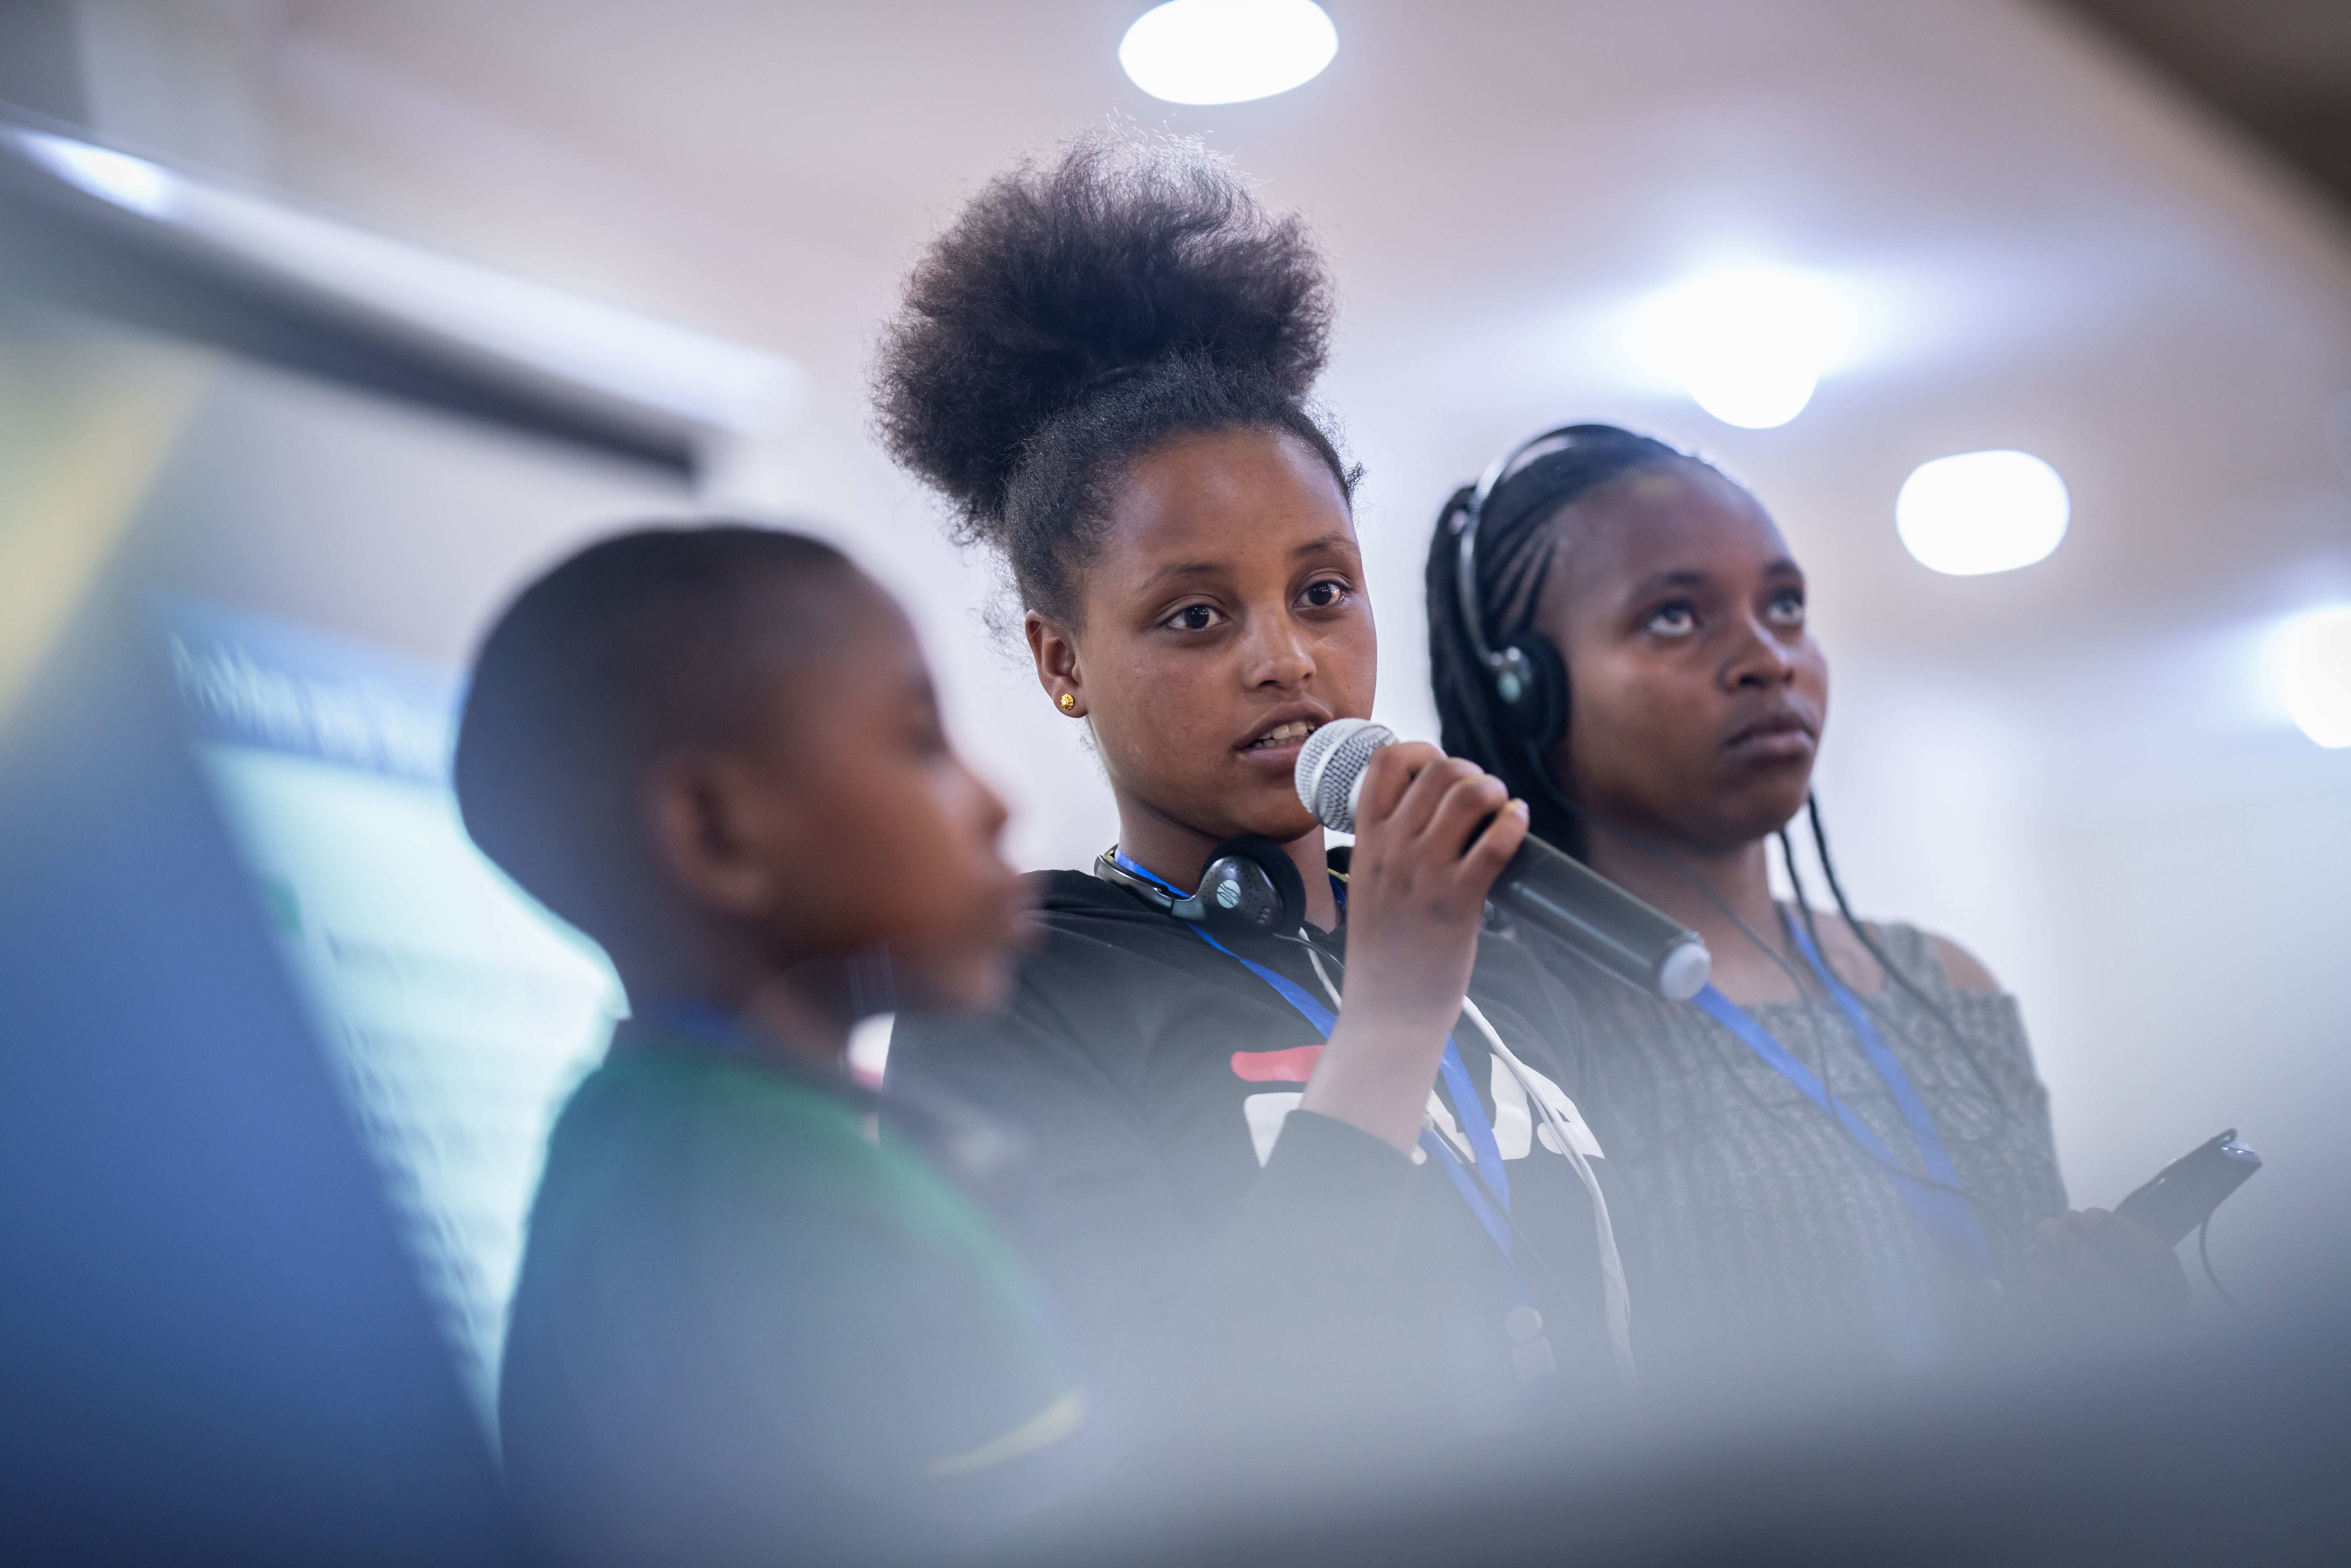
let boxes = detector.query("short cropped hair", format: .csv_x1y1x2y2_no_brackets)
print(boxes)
453,523,856,940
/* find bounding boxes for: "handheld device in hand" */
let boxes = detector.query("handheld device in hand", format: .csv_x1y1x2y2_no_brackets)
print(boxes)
2116,1129,2262,1247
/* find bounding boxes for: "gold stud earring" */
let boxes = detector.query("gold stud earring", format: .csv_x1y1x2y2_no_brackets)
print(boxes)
1058,692,1078,713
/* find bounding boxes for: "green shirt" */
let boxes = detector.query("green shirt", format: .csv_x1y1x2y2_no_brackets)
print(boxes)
499,1032,1089,1566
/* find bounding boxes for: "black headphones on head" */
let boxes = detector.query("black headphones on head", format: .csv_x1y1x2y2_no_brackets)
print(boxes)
1094,836,1308,939
1448,423,1632,755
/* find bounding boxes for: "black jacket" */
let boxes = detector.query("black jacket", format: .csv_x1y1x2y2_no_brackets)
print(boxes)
888,857,1631,1448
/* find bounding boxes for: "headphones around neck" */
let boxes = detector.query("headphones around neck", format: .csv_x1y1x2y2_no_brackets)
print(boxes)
1449,423,1627,755
1095,836,1308,939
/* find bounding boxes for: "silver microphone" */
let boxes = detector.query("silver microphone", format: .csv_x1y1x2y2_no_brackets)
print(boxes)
1296,719,1711,1002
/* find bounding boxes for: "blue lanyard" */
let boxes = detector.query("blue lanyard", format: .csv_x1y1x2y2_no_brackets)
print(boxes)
1109,852,1522,1278
1691,919,1994,1288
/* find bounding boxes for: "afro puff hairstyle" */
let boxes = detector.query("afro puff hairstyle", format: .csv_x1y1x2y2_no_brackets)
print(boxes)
873,127,1356,624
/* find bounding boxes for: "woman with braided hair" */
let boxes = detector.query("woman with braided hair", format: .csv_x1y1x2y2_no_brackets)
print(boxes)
1424,423,2187,1387
876,134,1633,1454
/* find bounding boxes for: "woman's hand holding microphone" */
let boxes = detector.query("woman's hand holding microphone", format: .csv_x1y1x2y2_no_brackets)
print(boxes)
1300,744,1527,1153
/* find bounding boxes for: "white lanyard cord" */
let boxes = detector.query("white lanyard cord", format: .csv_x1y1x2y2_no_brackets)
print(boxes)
1460,994,1635,1385
1300,944,1636,1385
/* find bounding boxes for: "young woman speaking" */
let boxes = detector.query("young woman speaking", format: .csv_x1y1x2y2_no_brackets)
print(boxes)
876,134,1631,1452
1424,423,2187,1390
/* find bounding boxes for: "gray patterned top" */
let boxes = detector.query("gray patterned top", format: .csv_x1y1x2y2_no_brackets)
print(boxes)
1525,916,2068,1388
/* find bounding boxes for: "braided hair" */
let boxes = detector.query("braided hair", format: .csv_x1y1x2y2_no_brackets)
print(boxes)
1424,424,1695,858
1425,428,2020,1132
873,127,1356,624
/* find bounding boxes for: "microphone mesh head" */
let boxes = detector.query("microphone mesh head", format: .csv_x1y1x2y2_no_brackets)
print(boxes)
1294,718,1395,833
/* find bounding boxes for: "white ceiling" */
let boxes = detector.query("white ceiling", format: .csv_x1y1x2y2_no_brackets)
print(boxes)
89,0,2351,711
207,0,2348,640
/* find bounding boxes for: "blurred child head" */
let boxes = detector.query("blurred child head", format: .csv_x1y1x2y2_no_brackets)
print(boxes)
454,524,1021,1024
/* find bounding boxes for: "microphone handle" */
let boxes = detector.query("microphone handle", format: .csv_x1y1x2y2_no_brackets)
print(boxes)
1491,833,1711,1001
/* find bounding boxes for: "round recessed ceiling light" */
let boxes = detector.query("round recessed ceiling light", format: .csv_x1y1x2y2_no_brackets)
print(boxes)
1895,450,2070,576
1118,0,1339,106
1688,350,1817,430
1625,267,1853,429
2272,604,2351,749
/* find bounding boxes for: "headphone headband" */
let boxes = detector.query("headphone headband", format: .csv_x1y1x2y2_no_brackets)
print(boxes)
1452,423,1621,670
1448,423,1626,749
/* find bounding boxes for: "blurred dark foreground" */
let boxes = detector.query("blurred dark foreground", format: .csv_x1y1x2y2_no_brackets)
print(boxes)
1004,1303,2351,1568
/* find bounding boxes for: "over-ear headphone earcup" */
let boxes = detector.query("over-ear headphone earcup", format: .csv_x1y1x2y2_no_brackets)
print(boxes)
1186,835,1309,936
1494,634,1568,753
